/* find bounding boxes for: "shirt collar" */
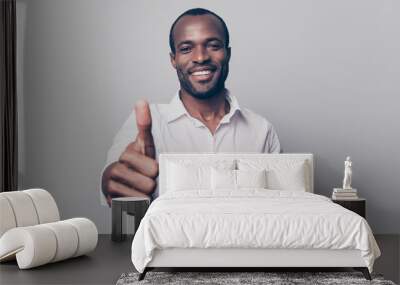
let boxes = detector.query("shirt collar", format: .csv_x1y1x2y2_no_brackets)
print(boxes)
166,89,242,124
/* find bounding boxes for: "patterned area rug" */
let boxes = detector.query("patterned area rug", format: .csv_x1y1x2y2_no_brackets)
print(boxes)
116,271,396,285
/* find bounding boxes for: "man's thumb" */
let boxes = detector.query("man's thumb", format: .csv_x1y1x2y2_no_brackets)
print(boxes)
134,99,155,158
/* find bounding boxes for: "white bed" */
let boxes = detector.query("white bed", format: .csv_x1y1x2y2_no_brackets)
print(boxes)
131,153,380,280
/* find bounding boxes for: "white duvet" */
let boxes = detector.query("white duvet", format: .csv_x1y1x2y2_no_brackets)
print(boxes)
131,190,380,273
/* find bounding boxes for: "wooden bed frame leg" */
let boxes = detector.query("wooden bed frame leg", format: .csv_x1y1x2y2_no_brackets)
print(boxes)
138,268,148,281
354,267,371,280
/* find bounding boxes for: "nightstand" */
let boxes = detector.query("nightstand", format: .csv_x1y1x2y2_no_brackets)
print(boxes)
111,197,150,242
332,198,366,218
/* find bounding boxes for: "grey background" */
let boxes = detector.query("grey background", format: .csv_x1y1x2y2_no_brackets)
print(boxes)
16,0,400,234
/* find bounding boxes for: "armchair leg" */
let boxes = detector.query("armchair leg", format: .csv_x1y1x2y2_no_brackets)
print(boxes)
354,267,371,280
138,267,148,281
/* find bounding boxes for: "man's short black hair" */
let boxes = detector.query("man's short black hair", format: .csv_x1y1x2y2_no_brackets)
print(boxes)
169,8,230,54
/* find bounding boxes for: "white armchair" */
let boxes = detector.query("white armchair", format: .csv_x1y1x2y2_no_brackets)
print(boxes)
0,189,97,269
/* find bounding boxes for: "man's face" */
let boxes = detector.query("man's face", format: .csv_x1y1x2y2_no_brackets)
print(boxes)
170,14,231,100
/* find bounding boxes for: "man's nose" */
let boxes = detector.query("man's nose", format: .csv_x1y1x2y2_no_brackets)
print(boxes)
192,46,210,64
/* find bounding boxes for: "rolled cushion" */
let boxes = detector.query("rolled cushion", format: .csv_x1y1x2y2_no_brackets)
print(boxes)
0,218,98,269
0,189,60,236
0,196,17,237
64,218,98,257
0,192,39,227
23,189,60,223
42,221,79,262
0,225,57,268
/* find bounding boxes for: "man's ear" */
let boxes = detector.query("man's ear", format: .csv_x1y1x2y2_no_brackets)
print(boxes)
226,46,231,62
170,52,177,69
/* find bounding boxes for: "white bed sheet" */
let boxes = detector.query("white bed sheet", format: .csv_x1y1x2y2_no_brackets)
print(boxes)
131,190,380,273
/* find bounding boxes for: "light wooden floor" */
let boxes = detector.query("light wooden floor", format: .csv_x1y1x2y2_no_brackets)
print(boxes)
0,234,398,285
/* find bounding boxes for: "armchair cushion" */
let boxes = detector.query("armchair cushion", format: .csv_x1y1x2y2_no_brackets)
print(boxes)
0,218,97,269
0,189,97,269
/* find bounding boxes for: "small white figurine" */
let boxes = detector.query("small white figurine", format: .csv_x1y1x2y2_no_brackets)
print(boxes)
342,156,352,190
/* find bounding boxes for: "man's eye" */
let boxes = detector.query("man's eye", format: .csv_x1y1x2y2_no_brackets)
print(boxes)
179,47,191,53
208,44,222,50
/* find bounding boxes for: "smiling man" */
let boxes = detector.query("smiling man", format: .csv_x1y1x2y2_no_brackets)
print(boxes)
101,8,281,205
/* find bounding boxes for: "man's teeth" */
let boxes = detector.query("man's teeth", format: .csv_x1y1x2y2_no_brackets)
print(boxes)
192,70,212,76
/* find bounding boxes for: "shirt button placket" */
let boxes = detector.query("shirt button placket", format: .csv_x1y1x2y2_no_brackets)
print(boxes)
212,128,220,153
212,135,216,152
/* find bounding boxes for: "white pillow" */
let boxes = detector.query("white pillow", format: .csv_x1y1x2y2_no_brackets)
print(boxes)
238,159,308,191
236,169,267,189
267,165,306,191
166,159,236,193
167,162,210,192
211,168,236,190
211,169,267,190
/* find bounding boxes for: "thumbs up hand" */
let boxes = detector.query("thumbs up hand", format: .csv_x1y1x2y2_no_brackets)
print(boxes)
101,100,158,206
132,100,155,158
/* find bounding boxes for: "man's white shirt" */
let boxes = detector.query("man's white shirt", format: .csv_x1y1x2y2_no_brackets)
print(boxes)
101,90,280,204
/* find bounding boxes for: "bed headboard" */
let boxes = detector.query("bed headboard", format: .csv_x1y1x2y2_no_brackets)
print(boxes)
159,153,314,196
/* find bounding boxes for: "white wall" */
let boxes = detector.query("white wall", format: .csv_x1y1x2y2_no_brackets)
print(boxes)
17,0,400,234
